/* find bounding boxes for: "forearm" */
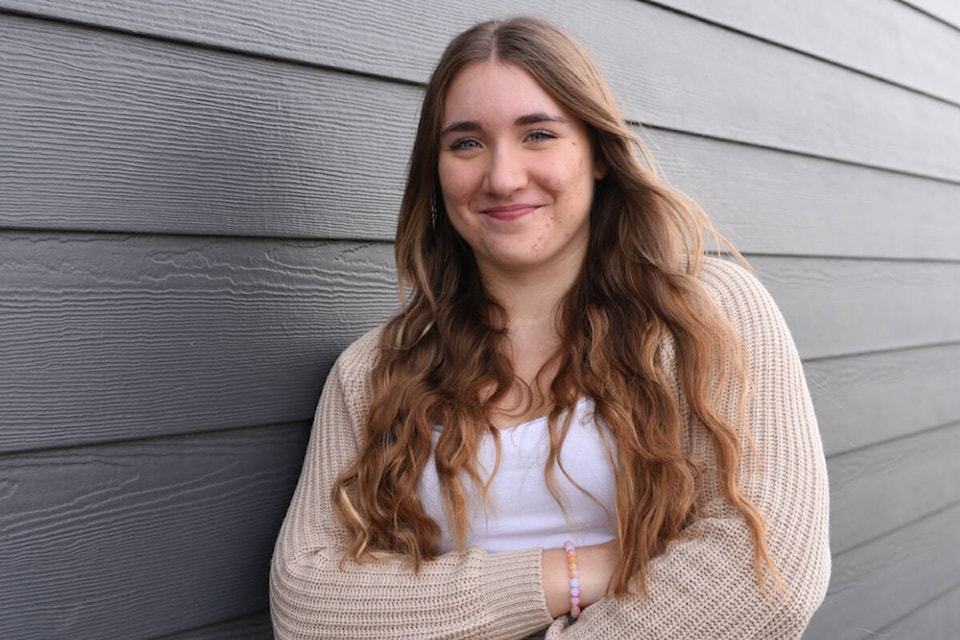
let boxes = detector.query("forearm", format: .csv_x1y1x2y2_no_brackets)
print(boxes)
541,542,616,618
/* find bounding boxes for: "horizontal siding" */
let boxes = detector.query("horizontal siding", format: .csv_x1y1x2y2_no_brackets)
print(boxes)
752,257,960,359
0,14,415,240
650,0,960,105
802,501,960,639
0,424,308,639
156,612,273,640
878,583,960,638
3,234,959,453
2,1,958,637
827,421,960,554
0,234,395,453
807,343,960,456
903,0,960,29
4,13,960,261
3,3,960,181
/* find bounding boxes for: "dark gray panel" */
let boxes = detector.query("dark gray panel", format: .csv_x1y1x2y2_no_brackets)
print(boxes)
2,4,960,180
752,256,960,360
827,421,960,554
3,234,958,454
653,0,960,105
3,13,960,260
0,233,396,453
877,583,960,638
155,611,273,640
0,424,308,640
802,502,960,639
0,15,416,241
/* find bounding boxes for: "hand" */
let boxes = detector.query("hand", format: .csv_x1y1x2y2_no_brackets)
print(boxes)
542,539,617,618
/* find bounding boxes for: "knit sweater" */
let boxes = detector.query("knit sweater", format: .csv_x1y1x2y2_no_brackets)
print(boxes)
269,257,831,639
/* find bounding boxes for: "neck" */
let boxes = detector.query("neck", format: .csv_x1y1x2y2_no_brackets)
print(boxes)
480,262,579,329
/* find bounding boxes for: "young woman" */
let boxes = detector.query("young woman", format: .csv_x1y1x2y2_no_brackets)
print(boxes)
270,16,830,639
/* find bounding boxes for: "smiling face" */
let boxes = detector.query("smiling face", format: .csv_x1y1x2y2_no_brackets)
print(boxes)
437,61,605,283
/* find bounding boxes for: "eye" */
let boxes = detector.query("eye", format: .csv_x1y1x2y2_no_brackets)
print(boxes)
448,137,481,151
526,129,557,143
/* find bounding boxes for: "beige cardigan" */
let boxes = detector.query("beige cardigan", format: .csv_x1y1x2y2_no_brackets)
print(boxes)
270,257,831,639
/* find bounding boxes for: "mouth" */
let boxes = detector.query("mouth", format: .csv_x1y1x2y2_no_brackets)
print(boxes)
481,204,541,221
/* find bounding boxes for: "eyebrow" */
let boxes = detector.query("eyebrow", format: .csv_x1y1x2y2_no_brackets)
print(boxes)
439,112,569,137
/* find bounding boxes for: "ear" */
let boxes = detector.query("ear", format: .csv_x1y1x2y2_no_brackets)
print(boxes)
593,157,608,180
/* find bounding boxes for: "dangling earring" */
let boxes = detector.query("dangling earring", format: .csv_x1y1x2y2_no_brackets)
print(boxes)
430,198,439,229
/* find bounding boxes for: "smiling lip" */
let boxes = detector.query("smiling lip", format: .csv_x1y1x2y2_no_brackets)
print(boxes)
481,204,541,221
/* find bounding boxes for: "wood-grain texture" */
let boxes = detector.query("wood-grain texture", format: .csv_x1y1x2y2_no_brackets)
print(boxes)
650,0,960,105
2,0,959,637
0,424,308,639
0,234,395,453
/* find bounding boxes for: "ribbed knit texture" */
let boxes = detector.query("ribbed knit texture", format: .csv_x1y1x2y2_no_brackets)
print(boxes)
269,257,831,639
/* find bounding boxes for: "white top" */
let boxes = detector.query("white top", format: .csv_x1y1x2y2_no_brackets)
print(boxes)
419,398,617,553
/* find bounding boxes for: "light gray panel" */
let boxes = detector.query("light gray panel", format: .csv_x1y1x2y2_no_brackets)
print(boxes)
652,131,960,262
652,0,960,105
877,583,960,638
0,15,416,240
827,421,960,554
802,502,960,639
0,424,307,640
807,343,960,456
752,256,960,359
156,611,273,640
0,233,396,453
902,0,960,29
3,3,960,180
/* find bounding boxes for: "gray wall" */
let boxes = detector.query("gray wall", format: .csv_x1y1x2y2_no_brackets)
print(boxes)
1,1,958,638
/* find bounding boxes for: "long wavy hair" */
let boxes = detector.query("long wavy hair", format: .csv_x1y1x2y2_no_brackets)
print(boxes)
334,16,776,596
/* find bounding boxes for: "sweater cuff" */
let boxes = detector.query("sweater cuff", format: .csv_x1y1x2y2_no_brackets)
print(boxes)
480,547,555,636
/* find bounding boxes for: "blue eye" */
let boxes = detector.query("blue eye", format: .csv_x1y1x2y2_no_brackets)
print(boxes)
449,138,481,151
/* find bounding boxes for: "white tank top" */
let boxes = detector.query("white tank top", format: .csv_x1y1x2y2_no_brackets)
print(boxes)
419,398,617,553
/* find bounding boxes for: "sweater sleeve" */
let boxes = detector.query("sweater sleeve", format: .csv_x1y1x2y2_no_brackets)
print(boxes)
544,258,831,639
269,329,555,640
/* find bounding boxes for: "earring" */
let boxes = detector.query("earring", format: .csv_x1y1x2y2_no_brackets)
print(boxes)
430,199,439,229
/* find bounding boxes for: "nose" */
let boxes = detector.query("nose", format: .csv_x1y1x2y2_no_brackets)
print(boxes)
483,143,527,197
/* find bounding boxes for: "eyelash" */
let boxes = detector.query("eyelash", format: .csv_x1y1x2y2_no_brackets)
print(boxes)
526,129,556,142
447,129,557,151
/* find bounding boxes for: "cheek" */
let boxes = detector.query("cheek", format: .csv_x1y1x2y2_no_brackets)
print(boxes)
438,160,476,208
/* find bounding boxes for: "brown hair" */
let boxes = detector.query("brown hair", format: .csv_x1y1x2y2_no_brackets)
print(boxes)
334,16,775,596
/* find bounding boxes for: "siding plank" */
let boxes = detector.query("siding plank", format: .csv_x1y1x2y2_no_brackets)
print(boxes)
650,0,960,105
807,344,960,456
156,612,273,640
802,502,960,639
0,233,396,453
0,424,307,640
2,5,960,180
654,131,960,261
0,15,415,241
4,14,960,260
877,583,960,639
753,256,960,359
3,235,957,453
827,422,960,554
902,0,960,30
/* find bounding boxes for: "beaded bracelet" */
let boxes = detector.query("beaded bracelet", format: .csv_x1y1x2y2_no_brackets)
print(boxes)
562,540,582,618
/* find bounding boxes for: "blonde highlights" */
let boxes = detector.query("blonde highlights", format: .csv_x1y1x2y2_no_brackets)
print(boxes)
334,16,776,595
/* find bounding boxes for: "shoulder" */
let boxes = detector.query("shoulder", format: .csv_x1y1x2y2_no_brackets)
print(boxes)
326,325,383,408
696,256,803,367
696,256,786,337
